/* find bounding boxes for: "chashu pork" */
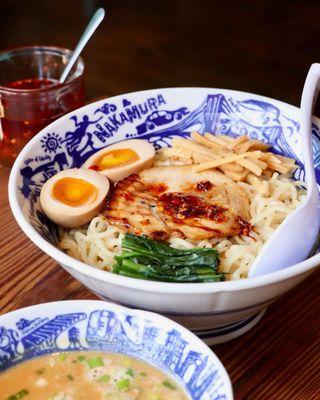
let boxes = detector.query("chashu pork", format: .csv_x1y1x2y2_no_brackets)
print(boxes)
105,165,251,241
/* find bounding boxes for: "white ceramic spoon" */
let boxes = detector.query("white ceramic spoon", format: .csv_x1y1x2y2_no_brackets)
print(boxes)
59,8,105,83
249,63,320,277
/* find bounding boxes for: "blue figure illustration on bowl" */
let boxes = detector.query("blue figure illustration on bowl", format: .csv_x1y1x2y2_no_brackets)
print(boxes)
136,107,189,134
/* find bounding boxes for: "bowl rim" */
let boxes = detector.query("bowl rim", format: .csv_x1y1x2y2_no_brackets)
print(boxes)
8,86,320,294
0,299,233,398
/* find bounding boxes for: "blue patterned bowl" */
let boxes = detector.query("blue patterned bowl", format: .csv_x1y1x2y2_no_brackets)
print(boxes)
0,300,233,399
8,88,320,345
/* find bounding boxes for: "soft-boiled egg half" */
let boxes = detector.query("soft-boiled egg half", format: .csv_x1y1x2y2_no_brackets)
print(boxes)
82,139,155,182
40,168,110,228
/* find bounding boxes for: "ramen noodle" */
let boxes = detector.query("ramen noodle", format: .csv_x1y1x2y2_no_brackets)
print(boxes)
60,133,305,280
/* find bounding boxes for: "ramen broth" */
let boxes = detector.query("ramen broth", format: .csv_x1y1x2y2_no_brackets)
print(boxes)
0,351,188,400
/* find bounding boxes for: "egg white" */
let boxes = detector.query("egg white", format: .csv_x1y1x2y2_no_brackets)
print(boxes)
40,168,110,228
82,139,155,182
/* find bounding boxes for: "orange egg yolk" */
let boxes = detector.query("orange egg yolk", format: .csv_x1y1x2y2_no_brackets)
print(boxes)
95,148,139,170
53,177,97,207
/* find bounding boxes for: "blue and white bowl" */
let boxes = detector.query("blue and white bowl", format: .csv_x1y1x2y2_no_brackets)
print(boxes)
0,300,233,399
8,88,320,345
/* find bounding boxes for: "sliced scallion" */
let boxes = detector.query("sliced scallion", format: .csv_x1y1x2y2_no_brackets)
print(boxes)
126,368,134,377
86,356,104,369
117,378,130,390
162,380,176,390
98,374,110,383
6,389,29,400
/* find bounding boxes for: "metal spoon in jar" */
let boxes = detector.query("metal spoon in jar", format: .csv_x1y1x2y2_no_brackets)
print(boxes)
249,63,320,277
59,8,105,84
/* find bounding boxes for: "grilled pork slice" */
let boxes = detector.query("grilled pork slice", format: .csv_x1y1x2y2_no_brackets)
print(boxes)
105,165,251,241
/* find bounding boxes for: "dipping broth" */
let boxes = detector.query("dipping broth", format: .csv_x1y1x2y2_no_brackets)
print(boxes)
0,351,188,400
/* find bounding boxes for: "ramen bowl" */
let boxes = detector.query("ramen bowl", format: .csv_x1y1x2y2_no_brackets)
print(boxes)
9,88,320,345
0,300,233,399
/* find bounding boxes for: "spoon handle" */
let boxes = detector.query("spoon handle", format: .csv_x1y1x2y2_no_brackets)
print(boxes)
59,8,105,84
300,63,320,190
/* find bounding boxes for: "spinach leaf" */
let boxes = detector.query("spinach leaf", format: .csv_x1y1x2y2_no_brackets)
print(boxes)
113,234,223,283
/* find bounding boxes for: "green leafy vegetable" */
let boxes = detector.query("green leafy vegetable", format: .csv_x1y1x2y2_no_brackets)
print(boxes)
113,233,223,283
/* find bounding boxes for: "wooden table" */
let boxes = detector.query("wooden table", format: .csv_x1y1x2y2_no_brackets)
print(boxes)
1,165,319,399
1,0,320,398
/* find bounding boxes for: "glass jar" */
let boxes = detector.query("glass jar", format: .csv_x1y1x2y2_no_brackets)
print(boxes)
0,46,85,166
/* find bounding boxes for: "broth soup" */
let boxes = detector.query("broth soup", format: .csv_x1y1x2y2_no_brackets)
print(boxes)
0,351,188,400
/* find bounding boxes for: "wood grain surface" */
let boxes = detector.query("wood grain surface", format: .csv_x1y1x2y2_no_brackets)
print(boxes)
1,1,320,398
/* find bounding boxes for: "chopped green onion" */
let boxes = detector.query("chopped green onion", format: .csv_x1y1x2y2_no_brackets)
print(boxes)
117,378,130,390
162,380,176,390
86,356,104,369
77,355,86,362
35,367,45,375
140,372,147,377
98,374,110,383
126,368,134,377
6,389,29,400
58,353,66,361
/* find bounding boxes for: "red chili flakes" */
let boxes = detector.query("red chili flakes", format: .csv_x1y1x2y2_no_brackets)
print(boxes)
238,217,251,236
122,217,131,229
158,192,227,222
147,183,168,195
151,231,169,240
196,181,213,192
89,165,101,171
123,191,134,201
106,215,131,229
